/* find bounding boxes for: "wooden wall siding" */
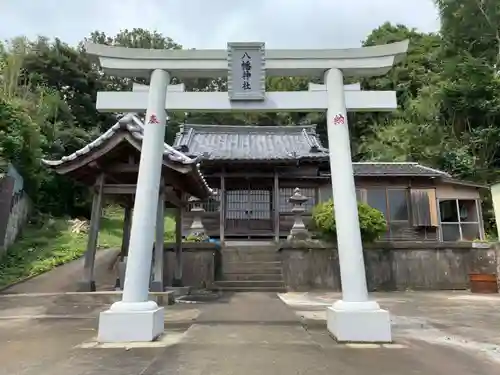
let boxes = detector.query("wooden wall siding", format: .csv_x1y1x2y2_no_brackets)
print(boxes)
275,166,319,176
410,189,439,227
355,176,429,187
436,184,481,199
353,176,480,201
384,222,438,241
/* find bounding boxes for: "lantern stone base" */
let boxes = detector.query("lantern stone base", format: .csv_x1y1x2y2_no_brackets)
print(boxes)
98,304,164,343
327,300,392,343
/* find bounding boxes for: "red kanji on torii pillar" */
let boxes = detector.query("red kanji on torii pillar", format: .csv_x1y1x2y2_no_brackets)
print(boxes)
333,114,345,125
148,114,160,124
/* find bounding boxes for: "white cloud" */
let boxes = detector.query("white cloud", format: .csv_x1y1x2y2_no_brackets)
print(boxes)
0,0,440,48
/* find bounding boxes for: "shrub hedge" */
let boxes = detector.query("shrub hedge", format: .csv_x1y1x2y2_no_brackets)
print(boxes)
311,199,387,243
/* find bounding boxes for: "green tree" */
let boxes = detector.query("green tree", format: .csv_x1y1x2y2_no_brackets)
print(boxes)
353,23,444,160
434,0,500,182
0,38,86,215
84,29,190,142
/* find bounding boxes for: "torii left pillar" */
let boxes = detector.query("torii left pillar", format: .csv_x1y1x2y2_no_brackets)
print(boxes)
98,69,170,342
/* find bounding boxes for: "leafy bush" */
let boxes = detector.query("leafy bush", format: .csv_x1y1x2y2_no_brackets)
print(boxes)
185,232,209,242
0,205,177,288
312,199,387,243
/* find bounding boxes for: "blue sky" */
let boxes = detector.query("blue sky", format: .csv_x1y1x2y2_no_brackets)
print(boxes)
0,0,440,49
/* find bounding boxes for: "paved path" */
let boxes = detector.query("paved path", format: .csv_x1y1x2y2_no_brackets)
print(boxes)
1,248,119,294
0,291,499,374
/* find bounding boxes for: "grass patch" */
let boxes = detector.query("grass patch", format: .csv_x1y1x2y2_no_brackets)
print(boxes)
0,205,175,289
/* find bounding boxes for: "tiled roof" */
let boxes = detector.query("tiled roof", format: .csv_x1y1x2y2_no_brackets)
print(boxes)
173,124,328,161
42,114,214,197
351,162,451,177
43,114,196,167
173,124,453,178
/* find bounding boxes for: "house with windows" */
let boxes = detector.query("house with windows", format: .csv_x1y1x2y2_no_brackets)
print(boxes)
174,124,486,243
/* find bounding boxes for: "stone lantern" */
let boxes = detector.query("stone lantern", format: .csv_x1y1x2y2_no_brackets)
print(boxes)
288,187,311,240
188,196,206,235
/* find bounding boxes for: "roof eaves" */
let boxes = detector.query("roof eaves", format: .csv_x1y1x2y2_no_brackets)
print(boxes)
439,178,487,189
353,162,451,177
42,114,214,198
414,164,451,177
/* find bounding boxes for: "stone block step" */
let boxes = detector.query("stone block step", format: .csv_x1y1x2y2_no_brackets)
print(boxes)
223,267,282,275
211,285,287,293
214,280,285,288
223,273,284,281
221,251,281,263
223,245,278,252
222,261,283,274
224,244,278,250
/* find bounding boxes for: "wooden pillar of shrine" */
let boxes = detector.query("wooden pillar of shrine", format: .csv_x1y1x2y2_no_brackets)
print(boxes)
78,173,105,292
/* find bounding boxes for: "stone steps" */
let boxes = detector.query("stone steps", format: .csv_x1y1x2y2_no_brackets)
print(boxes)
223,261,283,273
211,284,287,293
217,245,285,292
221,247,281,263
222,253,281,263
223,267,282,275
223,273,284,281
214,280,285,288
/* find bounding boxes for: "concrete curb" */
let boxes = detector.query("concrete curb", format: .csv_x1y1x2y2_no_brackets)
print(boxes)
0,291,176,306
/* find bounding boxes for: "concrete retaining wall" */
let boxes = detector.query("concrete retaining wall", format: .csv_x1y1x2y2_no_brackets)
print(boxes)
0,175,31,256
163,243,219,288
279,241,499,292
3,192,31,250
159,241,500,292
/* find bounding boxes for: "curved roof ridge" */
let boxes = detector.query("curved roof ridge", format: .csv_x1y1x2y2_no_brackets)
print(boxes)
42,113,196,166
42,113,214,197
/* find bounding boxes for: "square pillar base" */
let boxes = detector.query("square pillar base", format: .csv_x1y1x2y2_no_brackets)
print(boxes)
327,306,392,343
77,280,96,292
97,307,164,343
172,278,184,287
150,281,164,292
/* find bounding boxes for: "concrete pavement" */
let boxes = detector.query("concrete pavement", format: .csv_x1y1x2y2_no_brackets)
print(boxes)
0,291,499,374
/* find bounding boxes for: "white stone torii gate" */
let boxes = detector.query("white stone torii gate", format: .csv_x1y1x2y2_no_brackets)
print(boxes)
86,40,409,344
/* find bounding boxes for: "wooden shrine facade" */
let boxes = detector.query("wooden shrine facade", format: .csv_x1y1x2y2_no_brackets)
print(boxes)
186,165,321,240
174,125,326,241
174,124,487,243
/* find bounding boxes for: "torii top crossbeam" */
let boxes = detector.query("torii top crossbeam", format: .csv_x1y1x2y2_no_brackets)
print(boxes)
84,40,409,78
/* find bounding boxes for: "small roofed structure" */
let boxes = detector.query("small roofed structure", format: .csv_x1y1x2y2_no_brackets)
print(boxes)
42,113,214,292
43,114,212,200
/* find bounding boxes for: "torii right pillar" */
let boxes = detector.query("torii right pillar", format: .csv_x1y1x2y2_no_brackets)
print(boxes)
325,68,392,343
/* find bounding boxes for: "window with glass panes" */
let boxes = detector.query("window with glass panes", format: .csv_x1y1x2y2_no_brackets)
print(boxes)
362,188,410,239
438,199,482,241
